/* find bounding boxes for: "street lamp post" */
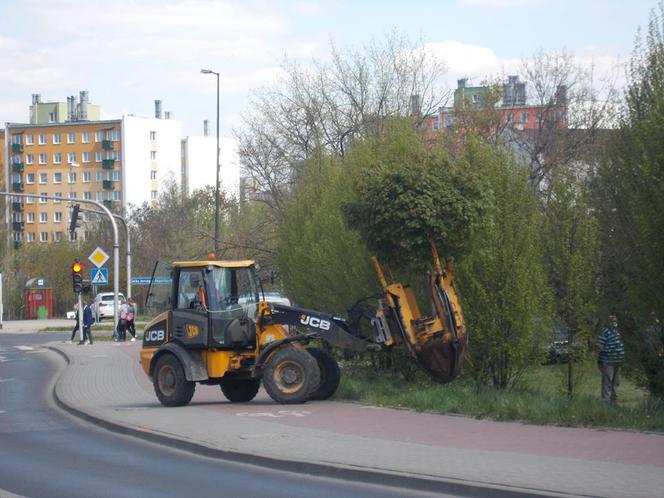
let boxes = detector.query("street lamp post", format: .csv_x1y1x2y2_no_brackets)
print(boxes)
200,68,221,257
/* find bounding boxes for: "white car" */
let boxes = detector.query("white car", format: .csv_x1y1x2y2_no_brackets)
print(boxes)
93,292,125,321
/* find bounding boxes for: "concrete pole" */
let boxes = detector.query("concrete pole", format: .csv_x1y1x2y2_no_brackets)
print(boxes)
77,291,83,342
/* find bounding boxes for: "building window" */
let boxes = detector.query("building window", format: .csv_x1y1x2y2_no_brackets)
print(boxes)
53,153,62,164
53,172,62,184
109,130,118,141
82,131,90,143
95,151,103,162
39,212,47,223
472,94,480,103
84,231,92,241
53,133,61,144
68,192,77,199
26,154,34,165
82,152,91,163
25,135,34,145
13,232,23,242
96,191,104,201
110,191,121,201
151,190,158,200
150,131,156,140
150,171,157,180
39,172,48,184
40,232,48,242
96,171,103,182
54,212,62,223
506,113,513,123
432,119,439,130
83,171,91,183
39,153,47,165
521,112,528,123
54,232,62,242
83,191,92,200
67,132,75,144
49,113,56,123
150,151,157,160
26,196,34,204
95,130,103,142
27,232,35,242
26,212,35,223
69,231,77,242
54,192,62,203
68,172,77,183
39,134,46,145
12,173,21,184
39,193,47,204
67,152,76,164
110,171,121,181
26,173,35,184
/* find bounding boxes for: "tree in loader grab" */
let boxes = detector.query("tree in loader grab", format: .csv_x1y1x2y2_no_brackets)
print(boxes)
140,242,468,406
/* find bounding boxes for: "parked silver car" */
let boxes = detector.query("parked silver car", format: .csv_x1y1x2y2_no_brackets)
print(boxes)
93,292,125,321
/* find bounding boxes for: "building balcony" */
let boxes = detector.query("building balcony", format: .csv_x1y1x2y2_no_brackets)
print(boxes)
12,202,23,211
12,221,24,231
12,143,23,153
102,140,113,150
12,182,24,192
12,162,25,173
102,180,114,190
102,159,115,169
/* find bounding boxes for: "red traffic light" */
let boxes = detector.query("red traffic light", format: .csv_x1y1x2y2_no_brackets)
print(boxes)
72,262,83,273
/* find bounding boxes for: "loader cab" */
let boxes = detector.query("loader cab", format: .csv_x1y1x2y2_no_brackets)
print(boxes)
146,260,261,350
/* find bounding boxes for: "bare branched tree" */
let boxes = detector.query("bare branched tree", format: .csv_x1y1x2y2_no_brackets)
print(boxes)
235,31,448,211
507,50,621,188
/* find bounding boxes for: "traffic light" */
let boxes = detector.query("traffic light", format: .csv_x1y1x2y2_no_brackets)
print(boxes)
69,204,81,235
71,259,83,293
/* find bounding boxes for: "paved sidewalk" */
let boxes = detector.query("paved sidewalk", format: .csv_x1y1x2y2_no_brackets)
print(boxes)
49,341,664,498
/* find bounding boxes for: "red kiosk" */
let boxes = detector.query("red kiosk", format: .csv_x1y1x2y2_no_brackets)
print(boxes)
24,278,54,319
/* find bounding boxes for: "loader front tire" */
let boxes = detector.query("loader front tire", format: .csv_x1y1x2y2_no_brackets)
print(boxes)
263,347,320,404
220,378,261,402
307,347,341,401
153,354,195,407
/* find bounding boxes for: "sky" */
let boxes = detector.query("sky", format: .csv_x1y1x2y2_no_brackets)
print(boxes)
0,0,657,186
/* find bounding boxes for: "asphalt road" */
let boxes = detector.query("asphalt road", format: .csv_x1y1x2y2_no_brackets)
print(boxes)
0,333,452,498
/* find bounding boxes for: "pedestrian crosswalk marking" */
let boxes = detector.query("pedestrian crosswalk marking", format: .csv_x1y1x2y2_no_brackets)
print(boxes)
15,345,33,351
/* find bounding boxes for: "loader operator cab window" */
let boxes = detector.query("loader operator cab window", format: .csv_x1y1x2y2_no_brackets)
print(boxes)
177,270,207,311
207,267,259,318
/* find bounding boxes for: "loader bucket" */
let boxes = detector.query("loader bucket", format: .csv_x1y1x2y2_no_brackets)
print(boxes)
371,241,469,383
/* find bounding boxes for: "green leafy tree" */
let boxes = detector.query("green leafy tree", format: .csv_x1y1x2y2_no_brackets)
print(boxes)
595,2,664,397
543,168,600,397
344,119,488,271
458,141,550,389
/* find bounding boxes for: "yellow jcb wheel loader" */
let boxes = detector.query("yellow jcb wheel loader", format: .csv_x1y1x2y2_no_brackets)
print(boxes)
140,242,468,406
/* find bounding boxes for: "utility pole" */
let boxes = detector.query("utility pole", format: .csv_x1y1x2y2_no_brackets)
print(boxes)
200,68,221,257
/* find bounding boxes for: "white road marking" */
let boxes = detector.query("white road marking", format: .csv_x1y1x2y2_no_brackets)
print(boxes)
0,356,7,362
91,355,108,358
0,411,6,414
14,345,33,351
25,350,47,354
236,410,311,418
0,378,15,383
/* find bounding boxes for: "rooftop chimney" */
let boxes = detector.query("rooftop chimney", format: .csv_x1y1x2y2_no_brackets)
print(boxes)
555,85,567,106
457,78,467,89
204,119,209,137
79,90,89,120
154,100,162,119
68,96,77,121
410,94,421,118
32,93,41,104
165,111,171,120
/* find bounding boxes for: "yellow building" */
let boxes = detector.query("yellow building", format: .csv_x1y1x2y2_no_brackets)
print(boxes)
6,120,122,247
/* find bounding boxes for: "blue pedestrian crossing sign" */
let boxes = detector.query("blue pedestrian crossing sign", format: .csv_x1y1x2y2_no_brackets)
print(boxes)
91,268,109,285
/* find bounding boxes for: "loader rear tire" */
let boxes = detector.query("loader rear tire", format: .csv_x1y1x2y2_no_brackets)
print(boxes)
307,347,341,401
153,354,195,407
263,347,320,404
220,378,261,402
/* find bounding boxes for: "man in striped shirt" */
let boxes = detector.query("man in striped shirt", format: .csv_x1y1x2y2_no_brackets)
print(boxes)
598,314,625,402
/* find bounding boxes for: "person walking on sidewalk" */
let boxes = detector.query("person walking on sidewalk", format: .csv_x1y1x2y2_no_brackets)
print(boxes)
116,299,129,341
80,301,95,345
598,314,625,402
126,298,137,342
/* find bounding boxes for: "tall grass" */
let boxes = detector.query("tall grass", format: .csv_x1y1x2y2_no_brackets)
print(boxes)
336,361,664,431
